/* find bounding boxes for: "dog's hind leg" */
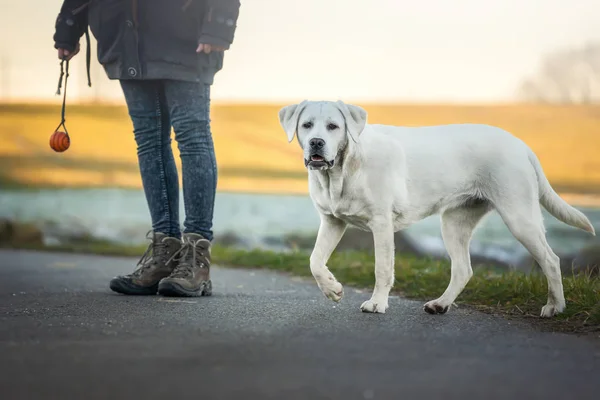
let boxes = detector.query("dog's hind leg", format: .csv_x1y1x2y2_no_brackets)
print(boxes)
494,195,565,317
310,214,347,302
424,203,492,315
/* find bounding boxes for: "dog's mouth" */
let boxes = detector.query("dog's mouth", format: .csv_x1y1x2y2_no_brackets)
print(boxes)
305,155,334,169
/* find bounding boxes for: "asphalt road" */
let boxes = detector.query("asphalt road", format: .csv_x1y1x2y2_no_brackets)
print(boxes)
0,249,599,400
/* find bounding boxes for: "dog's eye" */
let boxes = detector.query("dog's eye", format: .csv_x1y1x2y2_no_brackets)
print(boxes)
327,123,339,130
302,122,313,129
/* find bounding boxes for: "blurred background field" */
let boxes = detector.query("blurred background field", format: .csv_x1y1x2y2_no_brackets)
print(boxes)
0,102,599,196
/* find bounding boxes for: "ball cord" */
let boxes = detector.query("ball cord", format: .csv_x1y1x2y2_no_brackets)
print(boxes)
52,25,92,141
54,59,70,138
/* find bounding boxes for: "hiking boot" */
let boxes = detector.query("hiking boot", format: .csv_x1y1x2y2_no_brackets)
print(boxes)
109,231,182,295
157,233,212,297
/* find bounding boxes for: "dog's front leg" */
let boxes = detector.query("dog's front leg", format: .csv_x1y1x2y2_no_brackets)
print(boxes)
310,214,347,302
361,221,394,314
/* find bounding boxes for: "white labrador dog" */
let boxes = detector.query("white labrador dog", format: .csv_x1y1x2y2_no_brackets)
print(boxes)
278,100,596,318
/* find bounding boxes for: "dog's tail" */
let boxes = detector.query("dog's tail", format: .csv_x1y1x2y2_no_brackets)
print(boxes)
528,150,595,235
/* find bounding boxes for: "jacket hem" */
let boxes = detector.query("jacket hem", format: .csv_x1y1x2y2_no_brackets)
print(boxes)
102,62,218,85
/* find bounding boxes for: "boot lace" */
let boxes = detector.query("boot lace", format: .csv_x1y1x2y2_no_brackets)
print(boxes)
167,236,210,278
132,231,169,276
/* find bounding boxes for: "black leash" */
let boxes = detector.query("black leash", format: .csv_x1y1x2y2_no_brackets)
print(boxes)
84,27,91,88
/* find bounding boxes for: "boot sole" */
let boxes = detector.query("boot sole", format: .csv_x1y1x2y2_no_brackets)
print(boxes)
157,280,212,297
109,278,159,296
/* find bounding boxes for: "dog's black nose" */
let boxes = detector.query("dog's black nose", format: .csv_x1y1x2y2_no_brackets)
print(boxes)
309,138,325,150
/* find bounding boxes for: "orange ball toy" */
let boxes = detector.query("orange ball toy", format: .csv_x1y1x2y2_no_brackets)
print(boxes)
50,131,70,152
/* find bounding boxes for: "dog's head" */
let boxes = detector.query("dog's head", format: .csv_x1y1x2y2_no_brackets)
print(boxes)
278,100,367,171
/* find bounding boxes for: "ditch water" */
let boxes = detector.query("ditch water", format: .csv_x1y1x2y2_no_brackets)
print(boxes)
1,188,599,267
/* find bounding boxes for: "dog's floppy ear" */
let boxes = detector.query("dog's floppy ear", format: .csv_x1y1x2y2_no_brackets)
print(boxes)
278,100,309,143
335,100,367,143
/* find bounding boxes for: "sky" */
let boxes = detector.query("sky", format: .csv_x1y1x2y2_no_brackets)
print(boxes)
0,0,599,103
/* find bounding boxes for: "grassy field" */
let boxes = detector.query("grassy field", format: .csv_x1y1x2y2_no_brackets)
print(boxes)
8,238,599,335
1,102,600,195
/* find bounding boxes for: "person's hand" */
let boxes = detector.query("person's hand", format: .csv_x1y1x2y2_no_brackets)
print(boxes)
57,43,80,61
196,43,226,54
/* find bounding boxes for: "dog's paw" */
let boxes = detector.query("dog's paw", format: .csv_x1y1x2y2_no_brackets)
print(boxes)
423,300,450,315
540,302,565,318
319,280,344,302
360,298,389,314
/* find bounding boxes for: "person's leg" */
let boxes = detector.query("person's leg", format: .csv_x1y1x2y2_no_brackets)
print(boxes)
157,80,216,297
120,80,182,237
109,80,182,295
163,81,217,240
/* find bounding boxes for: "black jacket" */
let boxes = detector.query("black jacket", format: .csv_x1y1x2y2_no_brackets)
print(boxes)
54,0,241,85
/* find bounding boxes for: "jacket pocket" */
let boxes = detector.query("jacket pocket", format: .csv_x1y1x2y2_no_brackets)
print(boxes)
146,0,201,43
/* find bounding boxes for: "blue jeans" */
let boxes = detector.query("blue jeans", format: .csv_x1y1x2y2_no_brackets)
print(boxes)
120,80,217,241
